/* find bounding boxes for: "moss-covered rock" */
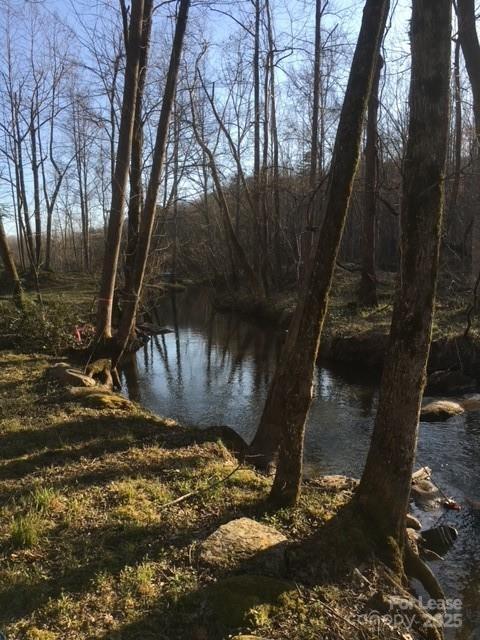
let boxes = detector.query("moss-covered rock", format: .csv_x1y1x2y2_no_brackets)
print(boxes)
199,517,287,575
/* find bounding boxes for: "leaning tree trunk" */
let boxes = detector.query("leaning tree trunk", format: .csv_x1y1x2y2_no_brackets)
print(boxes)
0,215,23,309
114,0,190,361
356,0,451,555
358,54,383,306
250,0,390,506
96,0,145,341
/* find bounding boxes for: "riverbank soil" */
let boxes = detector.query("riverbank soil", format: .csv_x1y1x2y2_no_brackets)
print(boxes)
0,351,440,640
215,269,480,377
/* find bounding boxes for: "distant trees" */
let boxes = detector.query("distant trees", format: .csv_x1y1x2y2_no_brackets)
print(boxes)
358,54,383,307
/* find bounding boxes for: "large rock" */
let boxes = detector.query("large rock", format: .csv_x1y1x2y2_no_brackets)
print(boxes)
420,400,464,421
199,517,287,574
48,363,96,388
459,395,480,411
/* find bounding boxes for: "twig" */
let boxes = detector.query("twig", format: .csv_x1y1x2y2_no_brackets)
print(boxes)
158,464,241,512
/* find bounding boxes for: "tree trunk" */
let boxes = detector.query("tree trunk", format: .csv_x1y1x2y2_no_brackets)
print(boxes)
251,0,390,507
114,0,190,358
0,215,23,308
356,0,451,551
359,54,383,306
125,0,153,291
96,0,145,340
457,0,480,280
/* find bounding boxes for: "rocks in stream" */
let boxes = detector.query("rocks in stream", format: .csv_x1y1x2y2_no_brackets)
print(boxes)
198,517,287,575
420,394,480,421
410,467,443,509
420,400,465,421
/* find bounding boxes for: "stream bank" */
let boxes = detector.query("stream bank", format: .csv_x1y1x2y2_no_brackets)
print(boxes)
0,351,443,640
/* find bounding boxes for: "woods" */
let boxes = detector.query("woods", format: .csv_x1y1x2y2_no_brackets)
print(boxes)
0,1,479,639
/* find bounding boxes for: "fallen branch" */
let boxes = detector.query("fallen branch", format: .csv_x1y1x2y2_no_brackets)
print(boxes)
158,464,241,512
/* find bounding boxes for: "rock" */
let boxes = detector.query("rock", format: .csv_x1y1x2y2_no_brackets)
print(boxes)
421,525,458,556
406,514,422,530
420,400,464,421
426,369,477,396
48,363,96,388
411,478,442,504
459,395,480,411
199,517,287,575
67,387,132,410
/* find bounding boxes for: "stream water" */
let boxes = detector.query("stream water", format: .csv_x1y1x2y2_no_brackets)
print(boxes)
122,287,480,639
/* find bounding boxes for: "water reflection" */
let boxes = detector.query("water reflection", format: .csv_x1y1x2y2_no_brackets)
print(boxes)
121,287,479,638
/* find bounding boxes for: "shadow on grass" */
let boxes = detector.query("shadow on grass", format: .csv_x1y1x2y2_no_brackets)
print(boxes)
93,503,372,640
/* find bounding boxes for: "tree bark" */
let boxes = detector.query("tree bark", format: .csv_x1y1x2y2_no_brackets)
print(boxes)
114,0,190,357
356,0,451,550
96,0,145,340
0,215,23,308
457,0,480,280
251,0,390,507
124,0,153,291
359,54,383,306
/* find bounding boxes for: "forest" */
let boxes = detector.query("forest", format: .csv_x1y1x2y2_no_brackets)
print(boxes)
0,0,479,638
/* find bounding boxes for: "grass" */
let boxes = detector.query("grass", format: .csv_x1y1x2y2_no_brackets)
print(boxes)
0,273,444,638
0,351,428,640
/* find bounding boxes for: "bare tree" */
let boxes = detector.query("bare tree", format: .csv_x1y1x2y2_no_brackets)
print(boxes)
115,0,191,357
355,0,451,594
252,0,390,507
96,0,146,341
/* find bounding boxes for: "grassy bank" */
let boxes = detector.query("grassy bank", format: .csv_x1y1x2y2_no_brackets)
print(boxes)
0,351,437,640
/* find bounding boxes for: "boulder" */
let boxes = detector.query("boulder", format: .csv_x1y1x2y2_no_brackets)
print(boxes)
420,400,464,421
459,395,480,411
48,363,96,388
199,517,287,575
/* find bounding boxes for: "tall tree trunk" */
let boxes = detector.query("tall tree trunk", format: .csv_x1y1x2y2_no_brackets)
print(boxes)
115,0,190,357
251,0,390,507
359,54,383,306
30,108,42,269
0,215,23,308
309,0,323,187
457,0,480,280
448,38,463,258
356,0,451,553
96,0,145,340
252,0,262,278
125,0,153,291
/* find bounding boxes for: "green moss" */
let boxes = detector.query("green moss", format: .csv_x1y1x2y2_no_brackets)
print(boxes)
201,575,294,629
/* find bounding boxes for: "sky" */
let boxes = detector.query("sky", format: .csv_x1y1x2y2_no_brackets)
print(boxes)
0,0,415,235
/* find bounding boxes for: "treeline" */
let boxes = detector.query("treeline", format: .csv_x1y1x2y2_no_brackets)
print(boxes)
0,0,479,299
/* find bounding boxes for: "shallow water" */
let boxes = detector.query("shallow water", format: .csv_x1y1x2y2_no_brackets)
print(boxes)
122,287,480,638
